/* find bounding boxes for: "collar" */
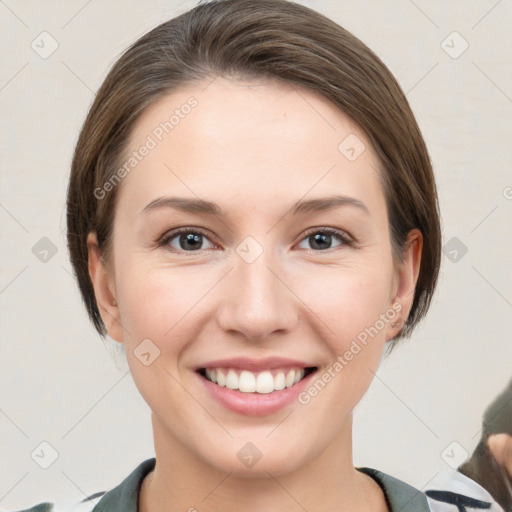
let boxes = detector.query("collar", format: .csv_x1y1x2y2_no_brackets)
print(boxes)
357,466,431,511
92,458,430,512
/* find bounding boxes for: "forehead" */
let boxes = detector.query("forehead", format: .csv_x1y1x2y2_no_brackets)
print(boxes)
116,76,385,219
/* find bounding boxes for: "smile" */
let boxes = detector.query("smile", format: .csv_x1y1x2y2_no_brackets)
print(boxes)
197,366,317,394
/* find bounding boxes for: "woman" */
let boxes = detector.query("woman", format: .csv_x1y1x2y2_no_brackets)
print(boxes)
20,0,441,510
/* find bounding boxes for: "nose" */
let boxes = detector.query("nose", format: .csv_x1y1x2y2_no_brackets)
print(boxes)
216,247,299,342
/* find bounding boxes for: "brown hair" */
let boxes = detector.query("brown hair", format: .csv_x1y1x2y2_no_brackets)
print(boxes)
66,0,441,353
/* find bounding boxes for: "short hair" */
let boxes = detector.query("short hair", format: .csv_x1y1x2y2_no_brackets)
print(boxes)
66,0,441,352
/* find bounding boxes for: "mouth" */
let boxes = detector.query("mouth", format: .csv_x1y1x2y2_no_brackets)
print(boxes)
196,366,318,394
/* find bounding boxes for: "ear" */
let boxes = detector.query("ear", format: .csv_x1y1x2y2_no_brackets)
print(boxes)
385,228,423,341
86,231,124,343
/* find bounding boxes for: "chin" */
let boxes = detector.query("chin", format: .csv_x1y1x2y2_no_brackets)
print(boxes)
204,443,307,478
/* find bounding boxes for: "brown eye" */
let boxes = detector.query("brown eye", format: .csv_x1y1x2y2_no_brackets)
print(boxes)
159,229,216,253
297,228,353,251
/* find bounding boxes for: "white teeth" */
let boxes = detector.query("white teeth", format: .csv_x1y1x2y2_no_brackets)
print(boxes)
239,370,256,392
273,371,286,391
216,369,225,386
255,371,273,393
225,369,239,390
205,368,217,383
203,367,308,393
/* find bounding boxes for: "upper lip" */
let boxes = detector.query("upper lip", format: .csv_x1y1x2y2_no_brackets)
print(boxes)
194,357,317,373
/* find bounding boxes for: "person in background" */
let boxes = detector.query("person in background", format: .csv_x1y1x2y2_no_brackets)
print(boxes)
425,378,512,512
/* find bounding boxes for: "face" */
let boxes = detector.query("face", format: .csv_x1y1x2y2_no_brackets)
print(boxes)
88,76,421,477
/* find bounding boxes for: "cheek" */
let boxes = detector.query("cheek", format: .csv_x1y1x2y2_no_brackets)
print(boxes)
117,260,208,342
116,264,199,412
117,252,394,349
297,262,394,348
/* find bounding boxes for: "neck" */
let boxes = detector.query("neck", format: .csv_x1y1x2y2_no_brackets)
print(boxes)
458,440,512,512
139,413,388,512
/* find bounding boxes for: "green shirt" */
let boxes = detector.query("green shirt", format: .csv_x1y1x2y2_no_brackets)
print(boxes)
13,458,431,511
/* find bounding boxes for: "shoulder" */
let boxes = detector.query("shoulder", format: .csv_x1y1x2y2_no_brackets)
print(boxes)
6,494,103,512
357,466,431,512
6,459,156,512
90,458,156,512
5,486,110,512
5,504,55,512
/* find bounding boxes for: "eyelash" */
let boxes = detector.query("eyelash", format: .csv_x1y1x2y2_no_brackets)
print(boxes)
155,226,355,255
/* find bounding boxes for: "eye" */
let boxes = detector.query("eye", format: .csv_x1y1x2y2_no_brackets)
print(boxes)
296,227,354,252
157,226,354,254
158,228,217,253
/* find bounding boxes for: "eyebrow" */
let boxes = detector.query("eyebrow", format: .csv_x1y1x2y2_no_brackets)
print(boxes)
139,194,370,217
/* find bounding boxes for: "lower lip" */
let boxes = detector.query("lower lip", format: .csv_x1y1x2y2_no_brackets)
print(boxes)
195,369,317,416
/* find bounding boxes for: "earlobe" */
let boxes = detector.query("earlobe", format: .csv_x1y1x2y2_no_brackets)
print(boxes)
86,232,123,342
386,229,423,341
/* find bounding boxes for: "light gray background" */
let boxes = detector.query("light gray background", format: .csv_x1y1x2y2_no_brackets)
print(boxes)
1,0,511,510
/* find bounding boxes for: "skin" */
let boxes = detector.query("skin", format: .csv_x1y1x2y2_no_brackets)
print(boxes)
87,76,422,512
488,433,512,478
